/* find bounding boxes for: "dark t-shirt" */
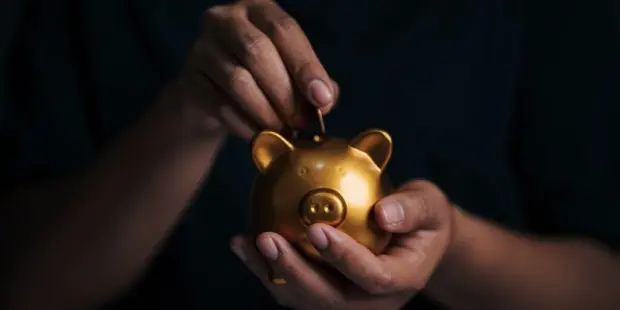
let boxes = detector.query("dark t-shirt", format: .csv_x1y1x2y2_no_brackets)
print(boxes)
2,0,619,309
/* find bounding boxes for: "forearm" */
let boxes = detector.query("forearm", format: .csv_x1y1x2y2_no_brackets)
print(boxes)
426,208,620,310
2,84,227,310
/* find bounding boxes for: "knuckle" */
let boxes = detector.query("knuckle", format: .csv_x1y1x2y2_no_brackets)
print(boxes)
399,179,449,226
366,270,395,294
414,193,437,226
401,179,434,192
203,5,228,23
413,194,429,215
392,193,422,218
204,5,222,16
203,5,244,33
413,179,435,188
239,32,270,60
266,13,299,36
406,179,447,203
292,60,314,79
228,67,254,92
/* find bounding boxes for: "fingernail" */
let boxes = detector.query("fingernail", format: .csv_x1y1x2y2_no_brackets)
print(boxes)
231,243,247,262
307,79,333,107
257,237,280,261
323,226,343,242
379,200,405,225
307,226,329,250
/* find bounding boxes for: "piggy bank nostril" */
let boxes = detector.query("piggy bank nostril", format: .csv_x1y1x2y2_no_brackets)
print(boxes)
324,204,332,213
309,204,319,213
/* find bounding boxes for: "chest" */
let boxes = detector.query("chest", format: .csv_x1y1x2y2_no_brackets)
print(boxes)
168,2,527,308
70,1,527,308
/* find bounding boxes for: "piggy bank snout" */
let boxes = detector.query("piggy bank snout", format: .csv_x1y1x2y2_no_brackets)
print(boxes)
298,189,346,227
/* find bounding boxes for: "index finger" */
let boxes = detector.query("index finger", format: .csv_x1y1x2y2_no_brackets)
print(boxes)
247,2,336,113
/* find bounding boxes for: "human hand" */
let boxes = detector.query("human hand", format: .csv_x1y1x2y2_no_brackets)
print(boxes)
174,0,339,140
231,180,456,310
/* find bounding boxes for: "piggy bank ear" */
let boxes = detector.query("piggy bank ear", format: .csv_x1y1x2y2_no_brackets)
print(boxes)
350,129,393,171
251,131,294,173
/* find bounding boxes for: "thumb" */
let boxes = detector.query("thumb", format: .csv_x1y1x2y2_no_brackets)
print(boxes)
374,180,452,233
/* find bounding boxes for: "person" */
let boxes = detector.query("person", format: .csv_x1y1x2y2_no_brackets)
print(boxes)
1,0,619,309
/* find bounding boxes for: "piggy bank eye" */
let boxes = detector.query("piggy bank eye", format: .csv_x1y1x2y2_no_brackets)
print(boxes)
336,166,346,175
297,166,308,176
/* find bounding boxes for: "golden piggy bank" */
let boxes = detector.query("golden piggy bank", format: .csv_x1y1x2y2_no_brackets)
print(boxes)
250,129,394,259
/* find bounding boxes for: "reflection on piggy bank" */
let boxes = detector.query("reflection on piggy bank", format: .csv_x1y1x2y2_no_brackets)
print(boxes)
249,129,394,259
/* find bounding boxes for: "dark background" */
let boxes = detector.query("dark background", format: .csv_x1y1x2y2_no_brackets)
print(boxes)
1,1,619,309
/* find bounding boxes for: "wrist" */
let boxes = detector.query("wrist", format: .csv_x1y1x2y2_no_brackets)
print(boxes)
439,205,471,268
425,207,516,307
154,79,228,142
426,207,487,294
